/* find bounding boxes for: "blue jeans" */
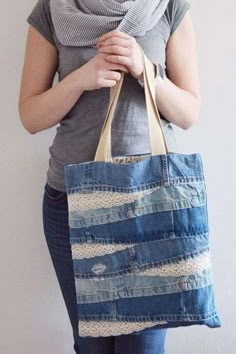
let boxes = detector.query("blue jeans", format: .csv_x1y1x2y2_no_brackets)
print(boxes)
42,182,168,353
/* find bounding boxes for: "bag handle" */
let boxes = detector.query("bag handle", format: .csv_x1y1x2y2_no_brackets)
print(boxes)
94,43,169,162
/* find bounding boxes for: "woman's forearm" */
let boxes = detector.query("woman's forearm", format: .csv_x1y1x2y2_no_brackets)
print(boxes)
138,63,201,130
19,69,84,134
154,76,201,130
20,61,200,134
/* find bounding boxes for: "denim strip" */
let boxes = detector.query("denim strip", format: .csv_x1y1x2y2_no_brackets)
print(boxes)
64,153,204,190
73,236,209,278
69,205,208,244
78,284,219,323
76,267,213,304
68,181,206,228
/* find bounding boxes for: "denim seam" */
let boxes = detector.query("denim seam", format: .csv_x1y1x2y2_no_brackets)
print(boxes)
68,181,166,192
69,230,209,244
69,199,206,223
78,310,218,321
162,155,170,186
67,178,204,192
77,273,213,302
74,247,209,278
69,198,205,229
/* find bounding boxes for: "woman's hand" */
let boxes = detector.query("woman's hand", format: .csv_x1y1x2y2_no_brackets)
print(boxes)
96,30,144,80
78,51,129,91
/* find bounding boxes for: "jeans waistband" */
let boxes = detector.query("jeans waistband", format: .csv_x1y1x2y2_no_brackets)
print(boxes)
64,153,204,190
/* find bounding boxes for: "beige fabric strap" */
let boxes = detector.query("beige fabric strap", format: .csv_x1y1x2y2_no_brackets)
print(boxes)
94,43,168,162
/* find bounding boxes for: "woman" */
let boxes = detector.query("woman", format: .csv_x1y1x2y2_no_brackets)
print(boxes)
18,0,201,352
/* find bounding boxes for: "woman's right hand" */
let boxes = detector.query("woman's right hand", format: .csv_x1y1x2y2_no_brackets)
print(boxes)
76,52,129,91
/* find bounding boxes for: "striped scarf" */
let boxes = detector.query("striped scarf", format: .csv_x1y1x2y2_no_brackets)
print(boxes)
50,0,170,47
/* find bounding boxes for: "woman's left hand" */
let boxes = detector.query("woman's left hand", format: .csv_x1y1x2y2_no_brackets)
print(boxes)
96,30,144,80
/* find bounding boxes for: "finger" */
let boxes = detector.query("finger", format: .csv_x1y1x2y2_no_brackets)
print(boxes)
98,37,131,48
118,65,129,73
97,30,131,43
105,55,131,68
105,70,122,81
99,45,130,57
101,78,118,87
106,61,129,73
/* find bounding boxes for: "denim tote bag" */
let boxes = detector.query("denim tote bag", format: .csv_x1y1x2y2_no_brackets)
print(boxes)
64,44,221,338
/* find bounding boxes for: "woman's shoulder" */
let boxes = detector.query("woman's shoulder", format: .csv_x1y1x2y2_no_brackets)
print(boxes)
26,0,58,48
167,0,191,11
164,0,191,35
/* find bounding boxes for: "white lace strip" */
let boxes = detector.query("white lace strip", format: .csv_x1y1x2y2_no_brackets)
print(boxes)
72,244,211,276
79,320,168,337
72,241,211,277
138,250,212,276
71,243,135,259
68,185,160,211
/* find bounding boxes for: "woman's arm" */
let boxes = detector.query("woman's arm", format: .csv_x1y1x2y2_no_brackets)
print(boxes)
97,12,201,130
18,25,128,135
154,11,201,130
18,25,85,134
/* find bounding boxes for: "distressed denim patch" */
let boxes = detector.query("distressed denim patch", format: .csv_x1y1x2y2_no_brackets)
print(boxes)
73,236,210,278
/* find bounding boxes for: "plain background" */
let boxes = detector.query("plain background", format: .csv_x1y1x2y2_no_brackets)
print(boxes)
0,0,235,353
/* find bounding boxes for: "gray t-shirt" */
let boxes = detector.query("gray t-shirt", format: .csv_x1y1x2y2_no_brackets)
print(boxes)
26,0,191,192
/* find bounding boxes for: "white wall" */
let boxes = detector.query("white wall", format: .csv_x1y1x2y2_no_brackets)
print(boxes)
0,1,235,353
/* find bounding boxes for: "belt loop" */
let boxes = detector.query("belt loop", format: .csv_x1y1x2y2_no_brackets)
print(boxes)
162,155,170,186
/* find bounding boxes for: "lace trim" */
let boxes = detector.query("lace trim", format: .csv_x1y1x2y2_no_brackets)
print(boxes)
138,250,212,277
68,185,160,211
71,243,134,259
72,242,211,277
79,320,168,337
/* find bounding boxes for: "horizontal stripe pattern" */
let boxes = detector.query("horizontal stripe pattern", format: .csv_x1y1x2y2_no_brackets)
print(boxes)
69,206,208,244
64,153,221,336
76,267,213,304
78,285,220,322
69,181,206,228
72,243,211,275
50,0,169,47
73,238,209,278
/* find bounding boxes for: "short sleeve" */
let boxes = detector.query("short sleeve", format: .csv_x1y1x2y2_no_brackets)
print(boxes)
167,0,191,35
26,0,57,48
